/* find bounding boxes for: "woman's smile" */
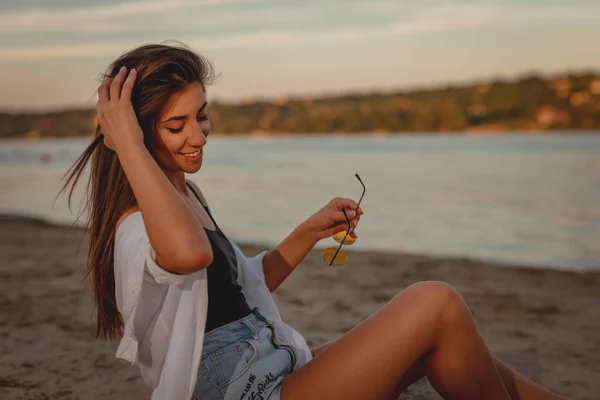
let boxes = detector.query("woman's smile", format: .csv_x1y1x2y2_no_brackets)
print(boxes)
180,148,202,162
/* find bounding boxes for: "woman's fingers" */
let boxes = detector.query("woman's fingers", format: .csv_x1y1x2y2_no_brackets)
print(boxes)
331,197,364,215
97,79,111,104
329,207,363,224
94,67,144,153
329,208,356,223
330,225,358,240
110,66,127,102
120,68,136,102
330,218,358,232
334,197,358,211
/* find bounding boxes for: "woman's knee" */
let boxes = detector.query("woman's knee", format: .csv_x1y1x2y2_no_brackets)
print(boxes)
400,281,471,325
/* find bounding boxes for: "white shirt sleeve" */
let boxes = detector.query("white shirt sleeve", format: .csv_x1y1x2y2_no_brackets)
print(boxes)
117,212,189,286
114,211,199,370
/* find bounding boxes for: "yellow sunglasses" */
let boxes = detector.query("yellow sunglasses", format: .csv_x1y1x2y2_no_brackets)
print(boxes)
322,174,366,266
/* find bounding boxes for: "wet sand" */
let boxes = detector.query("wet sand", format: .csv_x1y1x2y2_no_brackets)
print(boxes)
0,214,599,399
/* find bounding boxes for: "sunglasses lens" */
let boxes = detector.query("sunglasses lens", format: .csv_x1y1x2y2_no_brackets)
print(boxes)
322,247,347,266
333,230,356,245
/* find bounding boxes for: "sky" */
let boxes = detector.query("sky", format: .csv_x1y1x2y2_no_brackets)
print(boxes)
1,0,599,111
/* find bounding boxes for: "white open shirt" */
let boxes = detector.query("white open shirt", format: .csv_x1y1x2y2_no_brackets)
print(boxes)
114,212,313,400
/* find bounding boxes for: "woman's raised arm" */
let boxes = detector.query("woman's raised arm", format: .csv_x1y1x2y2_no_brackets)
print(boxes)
101,67,212,275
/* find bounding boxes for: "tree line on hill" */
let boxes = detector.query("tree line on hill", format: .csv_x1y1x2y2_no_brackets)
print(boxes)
1,71,599,139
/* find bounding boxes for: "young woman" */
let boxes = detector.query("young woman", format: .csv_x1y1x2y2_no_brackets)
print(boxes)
62,43,567,400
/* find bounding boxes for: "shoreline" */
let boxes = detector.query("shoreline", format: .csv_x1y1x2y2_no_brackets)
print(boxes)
0,212,595,274
1,213,599,399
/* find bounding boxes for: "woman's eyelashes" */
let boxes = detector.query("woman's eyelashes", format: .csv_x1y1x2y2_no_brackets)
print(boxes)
166,114,209,134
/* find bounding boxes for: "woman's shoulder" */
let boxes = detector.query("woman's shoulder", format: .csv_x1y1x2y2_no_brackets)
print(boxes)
113,180,208,239
185,179,210,208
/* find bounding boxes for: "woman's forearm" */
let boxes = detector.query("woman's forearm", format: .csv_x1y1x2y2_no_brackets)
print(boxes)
262,223,318,292
116,141,213,273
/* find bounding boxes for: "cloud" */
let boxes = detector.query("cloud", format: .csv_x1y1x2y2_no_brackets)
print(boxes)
1,0,599,62
380,2,600,38
0,0,272,34
0,1,182,33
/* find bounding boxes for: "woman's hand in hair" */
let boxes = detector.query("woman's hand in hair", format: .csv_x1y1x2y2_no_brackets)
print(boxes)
97,66,143,153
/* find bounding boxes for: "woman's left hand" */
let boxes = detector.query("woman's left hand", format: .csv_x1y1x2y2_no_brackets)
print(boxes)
300,197,364,242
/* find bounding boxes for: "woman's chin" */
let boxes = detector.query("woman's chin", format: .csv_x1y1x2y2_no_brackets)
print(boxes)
182,162,202,174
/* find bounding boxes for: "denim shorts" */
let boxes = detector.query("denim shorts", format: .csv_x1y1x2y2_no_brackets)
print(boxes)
192,308,297,400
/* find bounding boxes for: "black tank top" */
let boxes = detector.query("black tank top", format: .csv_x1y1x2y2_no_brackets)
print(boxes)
186,183,252,332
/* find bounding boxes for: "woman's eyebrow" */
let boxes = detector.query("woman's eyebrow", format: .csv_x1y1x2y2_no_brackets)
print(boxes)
162,102,208,123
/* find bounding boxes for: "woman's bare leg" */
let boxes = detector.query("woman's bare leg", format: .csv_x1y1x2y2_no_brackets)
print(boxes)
496,359,567,400
388,357,566,400
312,340,427,399
282,281,535,400
308,293,568,400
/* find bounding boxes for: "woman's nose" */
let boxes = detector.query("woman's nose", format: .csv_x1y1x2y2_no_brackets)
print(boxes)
189,122,209,146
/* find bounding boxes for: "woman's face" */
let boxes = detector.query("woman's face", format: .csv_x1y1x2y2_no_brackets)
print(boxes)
151,82,211,174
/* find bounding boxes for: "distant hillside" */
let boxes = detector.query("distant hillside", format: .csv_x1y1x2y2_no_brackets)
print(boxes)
2,72,600,139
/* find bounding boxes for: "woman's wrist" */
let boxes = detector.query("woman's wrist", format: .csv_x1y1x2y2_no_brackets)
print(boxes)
294,221,320,247
114,136,146,157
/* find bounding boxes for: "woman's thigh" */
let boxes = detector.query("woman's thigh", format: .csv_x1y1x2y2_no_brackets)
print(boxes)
281,281,455,400
311,338,426,399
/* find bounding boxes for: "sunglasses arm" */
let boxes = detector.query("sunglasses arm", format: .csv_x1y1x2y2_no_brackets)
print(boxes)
328,208,351,266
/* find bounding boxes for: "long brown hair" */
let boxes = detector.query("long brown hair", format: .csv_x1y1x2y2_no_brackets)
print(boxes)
60,42,217,339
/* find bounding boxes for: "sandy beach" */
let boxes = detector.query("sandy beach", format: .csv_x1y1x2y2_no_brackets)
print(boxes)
0,213,598,400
